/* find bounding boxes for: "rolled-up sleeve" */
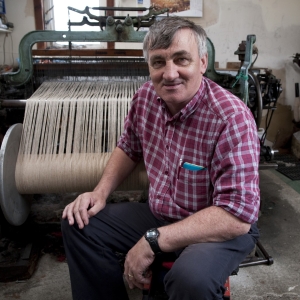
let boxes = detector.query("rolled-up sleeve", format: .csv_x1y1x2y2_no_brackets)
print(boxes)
211,110,260,224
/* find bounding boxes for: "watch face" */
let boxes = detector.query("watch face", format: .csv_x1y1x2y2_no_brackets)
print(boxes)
148,231,157,238
145,228,161,254
146,228,159,240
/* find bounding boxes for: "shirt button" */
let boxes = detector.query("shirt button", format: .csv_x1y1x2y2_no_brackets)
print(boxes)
166,145,169,149
165,171,169,175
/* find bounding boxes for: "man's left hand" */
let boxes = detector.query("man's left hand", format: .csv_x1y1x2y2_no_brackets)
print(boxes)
124,237,155,289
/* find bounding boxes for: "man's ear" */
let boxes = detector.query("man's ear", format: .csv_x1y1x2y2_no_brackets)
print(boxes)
200,53,208,74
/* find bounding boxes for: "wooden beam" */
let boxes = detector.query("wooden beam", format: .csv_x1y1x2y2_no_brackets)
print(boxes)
106,0,115,49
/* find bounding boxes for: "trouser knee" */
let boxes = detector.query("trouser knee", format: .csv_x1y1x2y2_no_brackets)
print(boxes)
165,266,224,300
61,218,83,250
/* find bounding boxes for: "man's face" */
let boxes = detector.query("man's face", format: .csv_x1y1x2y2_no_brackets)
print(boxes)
148,28,208,115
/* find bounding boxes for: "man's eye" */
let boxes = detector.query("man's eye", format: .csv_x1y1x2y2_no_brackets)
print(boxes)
152,61,164,69
176,58,189,65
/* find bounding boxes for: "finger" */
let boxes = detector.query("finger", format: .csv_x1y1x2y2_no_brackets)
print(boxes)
123,272,133,288
129,274,144,290
79,204,91,226
127,273,135,289
125,273,144,290
87,200,105,218
123,261,133,287
124,267,150,290
132,279,144,290
62,203,75,225
133,271,151,288
73,200,85,229
76,195,97,227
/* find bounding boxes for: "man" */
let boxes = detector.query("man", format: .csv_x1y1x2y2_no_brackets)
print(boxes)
62,16,260,300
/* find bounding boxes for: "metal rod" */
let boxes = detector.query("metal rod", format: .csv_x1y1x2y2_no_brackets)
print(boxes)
259,163,278,170
239,240,274,268
239,258,271,268
256,240,274,265
92,7,147,11
0,99,27,108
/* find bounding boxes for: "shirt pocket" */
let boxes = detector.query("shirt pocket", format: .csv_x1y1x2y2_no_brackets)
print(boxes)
174,168,210,212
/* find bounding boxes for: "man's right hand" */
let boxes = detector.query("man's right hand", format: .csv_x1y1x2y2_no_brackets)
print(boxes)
62,147,138,229
62,191,106,229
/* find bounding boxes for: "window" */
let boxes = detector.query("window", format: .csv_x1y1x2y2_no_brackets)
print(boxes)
49,0,104,47
33,0,146,53
53,0,103,32
40,0,142,49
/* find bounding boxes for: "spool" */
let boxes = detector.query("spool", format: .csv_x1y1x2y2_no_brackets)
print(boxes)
0,124,31,226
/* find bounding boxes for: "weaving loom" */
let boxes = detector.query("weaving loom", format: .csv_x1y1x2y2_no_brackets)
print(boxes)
0,7,260,226
15,80,149,194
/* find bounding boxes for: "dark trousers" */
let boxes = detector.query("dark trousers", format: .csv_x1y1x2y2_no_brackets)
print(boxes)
61,202,259,300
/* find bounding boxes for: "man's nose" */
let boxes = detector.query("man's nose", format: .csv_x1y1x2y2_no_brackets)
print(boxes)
163,62,179,81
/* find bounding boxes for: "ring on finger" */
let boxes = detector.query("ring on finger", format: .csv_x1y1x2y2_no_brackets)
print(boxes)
128,274,134,280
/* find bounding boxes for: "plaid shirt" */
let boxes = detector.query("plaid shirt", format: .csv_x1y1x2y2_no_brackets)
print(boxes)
118,77,260,224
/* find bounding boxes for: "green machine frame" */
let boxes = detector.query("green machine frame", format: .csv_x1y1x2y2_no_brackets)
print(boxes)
1,13,256,105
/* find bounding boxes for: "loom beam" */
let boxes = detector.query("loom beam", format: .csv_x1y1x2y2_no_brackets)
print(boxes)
2,16,147,86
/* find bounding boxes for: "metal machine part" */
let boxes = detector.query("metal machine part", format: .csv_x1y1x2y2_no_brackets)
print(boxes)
67,5,169,31
0,99,26,108
292,53,300,68
249,69,282,148
248,70,263,128
0,6,166,87
260,145,277,162
1,22,146,86
204,35,256,104
251,70,282,164
0,123,31,226
233,39,282,164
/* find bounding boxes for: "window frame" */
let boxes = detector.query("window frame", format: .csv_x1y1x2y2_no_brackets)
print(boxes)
32,0,143,57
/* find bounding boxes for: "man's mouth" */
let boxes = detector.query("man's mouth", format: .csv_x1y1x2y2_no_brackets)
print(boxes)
163,81,182,89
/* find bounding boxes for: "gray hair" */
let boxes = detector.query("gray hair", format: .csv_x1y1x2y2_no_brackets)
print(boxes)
143,16,207,62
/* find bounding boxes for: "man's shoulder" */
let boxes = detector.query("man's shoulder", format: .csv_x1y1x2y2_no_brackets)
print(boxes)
136,80,156,96
202,77,251,121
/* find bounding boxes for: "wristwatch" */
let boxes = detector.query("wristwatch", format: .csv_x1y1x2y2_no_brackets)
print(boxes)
144,228,162,255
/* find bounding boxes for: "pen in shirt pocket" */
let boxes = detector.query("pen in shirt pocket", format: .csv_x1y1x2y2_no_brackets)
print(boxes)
177,159,207,179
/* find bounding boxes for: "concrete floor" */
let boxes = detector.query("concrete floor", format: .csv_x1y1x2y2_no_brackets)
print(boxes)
0,169,300,299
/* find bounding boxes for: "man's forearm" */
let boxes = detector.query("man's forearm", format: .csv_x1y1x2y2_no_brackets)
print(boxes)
93,147,138,200
158,206,251,252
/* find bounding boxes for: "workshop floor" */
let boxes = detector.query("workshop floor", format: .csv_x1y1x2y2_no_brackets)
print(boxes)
0,168,300,300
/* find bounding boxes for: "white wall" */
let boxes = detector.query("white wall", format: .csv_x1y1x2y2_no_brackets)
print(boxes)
0,0,35,67
197,0,300,108
1,0,300,108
